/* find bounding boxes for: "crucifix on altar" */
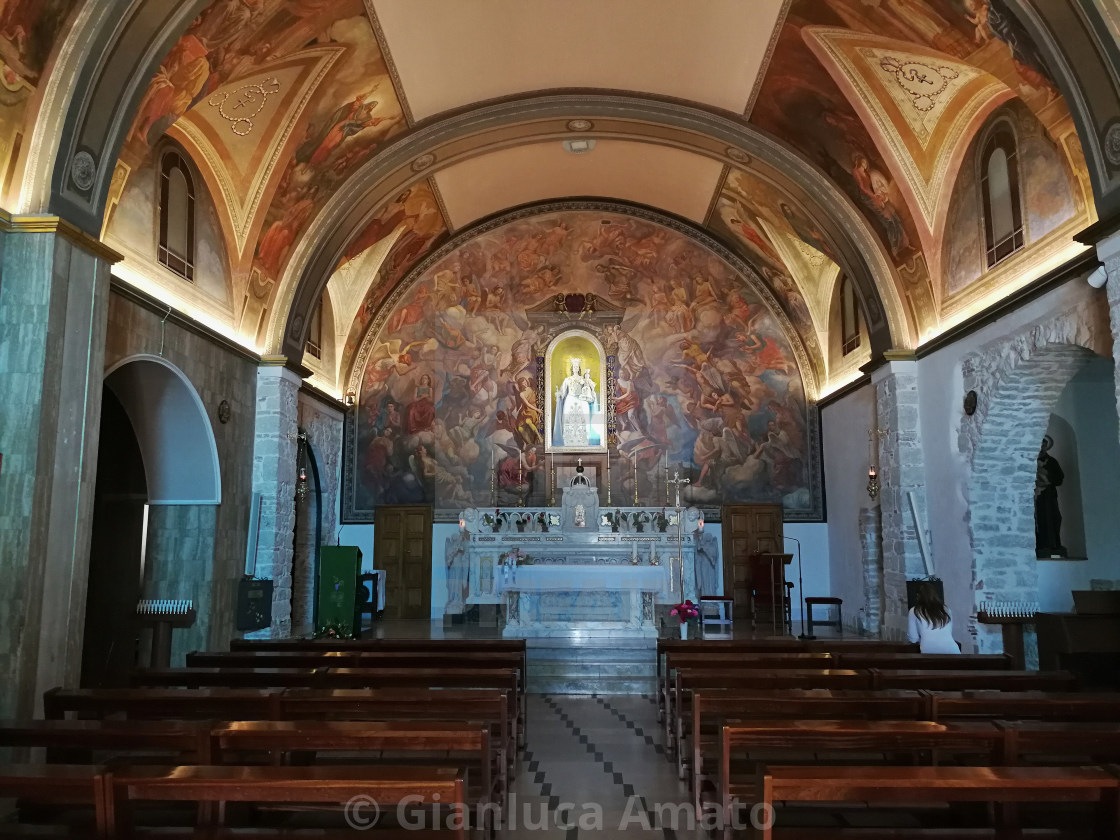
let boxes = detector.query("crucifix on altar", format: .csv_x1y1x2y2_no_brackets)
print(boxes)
667,470,690,509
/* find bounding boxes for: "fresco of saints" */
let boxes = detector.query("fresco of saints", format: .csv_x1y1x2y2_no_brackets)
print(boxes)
553,359,597,448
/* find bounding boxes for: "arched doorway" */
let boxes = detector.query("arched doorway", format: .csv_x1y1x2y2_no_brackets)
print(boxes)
80,388,147,688
964,330,1112,658
82,356,221,680
291,437,323,636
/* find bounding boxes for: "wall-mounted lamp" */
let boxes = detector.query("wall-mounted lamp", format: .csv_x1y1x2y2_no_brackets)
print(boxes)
344,391,356,407
296,465,309,504
867,428,888,500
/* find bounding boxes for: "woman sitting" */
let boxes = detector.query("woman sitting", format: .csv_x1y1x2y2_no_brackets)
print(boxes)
907,582,960,654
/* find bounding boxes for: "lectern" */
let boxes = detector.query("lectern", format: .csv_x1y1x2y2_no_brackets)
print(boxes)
748,553,793,635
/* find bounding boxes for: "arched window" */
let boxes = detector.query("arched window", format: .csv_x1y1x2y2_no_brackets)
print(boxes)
840,276,862,356
981,127,1024,268
305,295,324,360
158,151,196,281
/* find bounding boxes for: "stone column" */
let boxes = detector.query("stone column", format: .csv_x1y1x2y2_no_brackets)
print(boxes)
250,359,303,638
871,356,932,639
859,504,884,635
0,218,117,718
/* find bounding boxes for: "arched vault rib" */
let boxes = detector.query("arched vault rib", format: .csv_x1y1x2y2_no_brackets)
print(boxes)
267,93,913,361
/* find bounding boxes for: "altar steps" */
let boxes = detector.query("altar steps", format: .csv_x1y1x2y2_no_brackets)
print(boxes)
525,637,657,694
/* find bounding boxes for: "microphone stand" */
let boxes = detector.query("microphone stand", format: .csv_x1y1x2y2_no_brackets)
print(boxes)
784,535,812,640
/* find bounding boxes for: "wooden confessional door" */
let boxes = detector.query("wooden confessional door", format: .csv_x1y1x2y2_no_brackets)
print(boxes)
720,504,784,615
374,505,433,620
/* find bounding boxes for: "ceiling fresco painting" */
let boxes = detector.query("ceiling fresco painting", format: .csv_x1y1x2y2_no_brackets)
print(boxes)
0,0,79,201
0,0,1106,397
342,208,822,523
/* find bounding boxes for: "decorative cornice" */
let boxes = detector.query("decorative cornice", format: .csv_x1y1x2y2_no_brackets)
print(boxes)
260,353,313,379
0,210,123,263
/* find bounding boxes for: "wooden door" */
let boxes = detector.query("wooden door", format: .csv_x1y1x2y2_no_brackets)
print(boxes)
721,504,784,616
374,505,433,620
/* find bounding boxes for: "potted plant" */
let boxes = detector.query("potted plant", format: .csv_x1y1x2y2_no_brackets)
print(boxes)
669,600,699,639
314,621,352,640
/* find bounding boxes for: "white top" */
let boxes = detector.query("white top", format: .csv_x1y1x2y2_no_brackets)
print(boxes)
497,564,669,598
907,607,960,654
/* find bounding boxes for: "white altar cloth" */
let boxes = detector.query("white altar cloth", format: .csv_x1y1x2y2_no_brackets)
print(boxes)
498,564,669,598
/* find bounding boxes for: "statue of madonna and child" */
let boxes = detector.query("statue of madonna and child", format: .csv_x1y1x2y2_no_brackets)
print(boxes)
552,358,599,448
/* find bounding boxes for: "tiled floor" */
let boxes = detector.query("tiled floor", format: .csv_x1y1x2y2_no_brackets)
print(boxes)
501,694,697,838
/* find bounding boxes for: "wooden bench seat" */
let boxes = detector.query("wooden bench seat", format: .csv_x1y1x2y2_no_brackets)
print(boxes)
927,691,1120,722
755,765,1120,840
870,670,1079,692
210,720,502,807
0,719,213,764
0,763,108,838
720,720,1006,831
104,764,471,839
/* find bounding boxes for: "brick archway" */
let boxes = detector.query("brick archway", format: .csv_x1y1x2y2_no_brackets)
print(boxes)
961,304,1111,654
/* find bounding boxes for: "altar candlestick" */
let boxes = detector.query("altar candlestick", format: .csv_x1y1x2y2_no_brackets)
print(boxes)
604,443,613,504
633,457,638,506
518,449,524,507
491,448,496,506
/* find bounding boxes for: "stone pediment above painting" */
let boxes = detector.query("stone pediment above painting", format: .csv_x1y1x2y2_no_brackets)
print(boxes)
524,293,625,334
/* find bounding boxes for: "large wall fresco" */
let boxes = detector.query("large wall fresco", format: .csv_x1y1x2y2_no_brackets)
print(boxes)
342,207,822,523
0,0,79,199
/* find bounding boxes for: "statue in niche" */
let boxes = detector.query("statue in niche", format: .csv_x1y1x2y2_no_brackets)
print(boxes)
1035,434,1067,558
553,358,597,447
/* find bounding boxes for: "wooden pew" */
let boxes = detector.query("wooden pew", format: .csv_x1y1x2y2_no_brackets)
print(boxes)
104,764,470,839
655,639,916,722
754,765,1120,840
720,720,1005,835
0,763,108,838
188,649,526,744
42,687,513,791
44,687,283,722
870,669,1079,692
660,651,1009,737
0,719,213,764
927,691,1120,722
998,721,1120,765
686,690,930,808
211,720,501,810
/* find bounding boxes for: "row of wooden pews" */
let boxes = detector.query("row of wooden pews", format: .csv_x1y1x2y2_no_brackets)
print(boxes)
1,637,526,838
656,637,1120,838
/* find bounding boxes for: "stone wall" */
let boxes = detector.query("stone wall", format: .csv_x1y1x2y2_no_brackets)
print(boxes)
104,288,257,653
960,299,1111,652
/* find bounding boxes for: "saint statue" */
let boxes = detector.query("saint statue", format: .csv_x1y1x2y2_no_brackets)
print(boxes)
553,358,597,447
1035,434,1067,557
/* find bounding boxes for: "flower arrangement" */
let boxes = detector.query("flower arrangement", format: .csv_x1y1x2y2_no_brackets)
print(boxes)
669,599,699,624
314,621,353,639
654,509,670,533
500,547,532,566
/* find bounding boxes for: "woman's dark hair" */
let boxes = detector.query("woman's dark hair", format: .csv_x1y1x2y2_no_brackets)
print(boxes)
913,582,950,629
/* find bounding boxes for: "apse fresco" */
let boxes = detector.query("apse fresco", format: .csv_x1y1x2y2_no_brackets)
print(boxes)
0,0,80,193
120,0,406,279
342,209,822,522
339,183,449,363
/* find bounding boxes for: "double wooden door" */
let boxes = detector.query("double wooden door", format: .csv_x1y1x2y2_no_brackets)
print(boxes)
720,504,784,616
373,505,433,620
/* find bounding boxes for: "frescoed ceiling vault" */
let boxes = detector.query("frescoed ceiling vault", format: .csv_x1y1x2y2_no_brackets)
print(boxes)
1,0,1114,395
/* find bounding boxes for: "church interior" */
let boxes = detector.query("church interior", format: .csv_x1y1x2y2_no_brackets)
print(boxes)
5,0,1120,836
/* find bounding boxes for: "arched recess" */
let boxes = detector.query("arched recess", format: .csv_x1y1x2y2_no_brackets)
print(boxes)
961,299,1113,654
268,94,910,361
104,354,221,504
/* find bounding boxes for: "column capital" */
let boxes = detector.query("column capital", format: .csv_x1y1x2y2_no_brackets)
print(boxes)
0,209,122,264
870,355,918,385
258,357,308,387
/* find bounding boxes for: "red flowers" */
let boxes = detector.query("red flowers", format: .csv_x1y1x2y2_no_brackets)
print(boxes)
669,600,698,624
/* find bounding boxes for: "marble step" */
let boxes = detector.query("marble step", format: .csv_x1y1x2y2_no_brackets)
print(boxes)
525,646,655,662
527,660,654,677
528,676,657,694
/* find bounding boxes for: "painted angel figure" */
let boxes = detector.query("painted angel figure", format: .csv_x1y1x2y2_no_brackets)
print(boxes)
553,358,597,447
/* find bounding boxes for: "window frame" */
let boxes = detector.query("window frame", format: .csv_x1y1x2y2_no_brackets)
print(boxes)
839,276,861,356
157,150,197,282
305,296,324,361
980,124,1025,269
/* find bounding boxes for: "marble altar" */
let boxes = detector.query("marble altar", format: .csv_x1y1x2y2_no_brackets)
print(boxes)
457,479,702,638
